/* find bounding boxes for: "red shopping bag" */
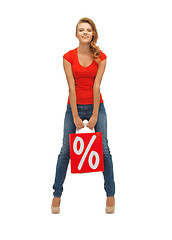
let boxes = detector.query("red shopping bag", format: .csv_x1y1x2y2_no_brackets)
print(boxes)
69,131,104,174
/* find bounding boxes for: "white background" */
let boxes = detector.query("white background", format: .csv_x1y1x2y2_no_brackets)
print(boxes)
0,0,172,239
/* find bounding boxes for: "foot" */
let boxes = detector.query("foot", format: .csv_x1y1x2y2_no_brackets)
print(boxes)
106,196,115,214
51,197,61,214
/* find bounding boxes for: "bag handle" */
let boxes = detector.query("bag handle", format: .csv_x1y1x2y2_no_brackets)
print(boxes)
75,120,95,134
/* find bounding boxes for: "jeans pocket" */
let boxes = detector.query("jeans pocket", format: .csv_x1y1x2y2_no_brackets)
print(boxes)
67,104,71,110
99,103,105,112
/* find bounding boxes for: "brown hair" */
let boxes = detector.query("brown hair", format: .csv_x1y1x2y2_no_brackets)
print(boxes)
76,17,101,63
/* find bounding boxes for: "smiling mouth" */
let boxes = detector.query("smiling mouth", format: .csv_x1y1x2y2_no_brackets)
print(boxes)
82,36,89,38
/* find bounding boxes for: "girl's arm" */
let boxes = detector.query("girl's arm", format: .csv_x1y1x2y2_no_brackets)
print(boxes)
63,58,84,130
87,58,107,130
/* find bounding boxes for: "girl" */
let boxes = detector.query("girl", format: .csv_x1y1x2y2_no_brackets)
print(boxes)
52,17,115,213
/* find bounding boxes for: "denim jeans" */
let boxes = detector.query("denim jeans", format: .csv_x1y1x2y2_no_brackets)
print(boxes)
52,103,115,197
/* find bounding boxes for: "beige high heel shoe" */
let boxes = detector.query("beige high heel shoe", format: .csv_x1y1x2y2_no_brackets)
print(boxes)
106,196,115,213
51,197,61,214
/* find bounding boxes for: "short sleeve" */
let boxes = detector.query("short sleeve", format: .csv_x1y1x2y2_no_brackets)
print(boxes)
99,50,107,62
63,50,73,63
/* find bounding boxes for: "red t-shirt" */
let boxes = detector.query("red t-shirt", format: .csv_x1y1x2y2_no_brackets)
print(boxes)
63,47,107,104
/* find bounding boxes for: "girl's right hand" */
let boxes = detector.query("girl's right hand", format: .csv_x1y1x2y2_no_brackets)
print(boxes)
73,116,85,130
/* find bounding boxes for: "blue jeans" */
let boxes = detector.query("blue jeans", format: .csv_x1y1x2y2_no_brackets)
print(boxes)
52,103,115,197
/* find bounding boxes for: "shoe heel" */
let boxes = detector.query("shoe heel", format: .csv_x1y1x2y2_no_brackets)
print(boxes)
106,206,115,214
51,206,60,214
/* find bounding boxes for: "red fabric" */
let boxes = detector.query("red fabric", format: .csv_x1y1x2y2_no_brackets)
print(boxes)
63,47,107,104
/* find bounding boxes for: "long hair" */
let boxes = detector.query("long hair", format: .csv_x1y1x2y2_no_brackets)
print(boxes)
76,17,101,63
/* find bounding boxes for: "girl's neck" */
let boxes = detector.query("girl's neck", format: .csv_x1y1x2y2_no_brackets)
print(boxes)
77,44,91,54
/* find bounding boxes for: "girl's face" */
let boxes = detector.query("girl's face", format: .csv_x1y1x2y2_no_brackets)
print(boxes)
76,22,93,45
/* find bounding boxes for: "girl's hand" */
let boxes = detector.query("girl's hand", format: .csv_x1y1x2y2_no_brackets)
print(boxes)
73,116,84,130
87,115,97,130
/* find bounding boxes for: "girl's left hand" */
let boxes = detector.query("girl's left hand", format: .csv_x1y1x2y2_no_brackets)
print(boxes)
87,115,97,130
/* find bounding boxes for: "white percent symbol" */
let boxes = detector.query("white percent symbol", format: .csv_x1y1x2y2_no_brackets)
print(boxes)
73,135,100,170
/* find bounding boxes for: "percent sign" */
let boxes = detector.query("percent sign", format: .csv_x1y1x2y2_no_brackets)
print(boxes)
73,135,100,170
